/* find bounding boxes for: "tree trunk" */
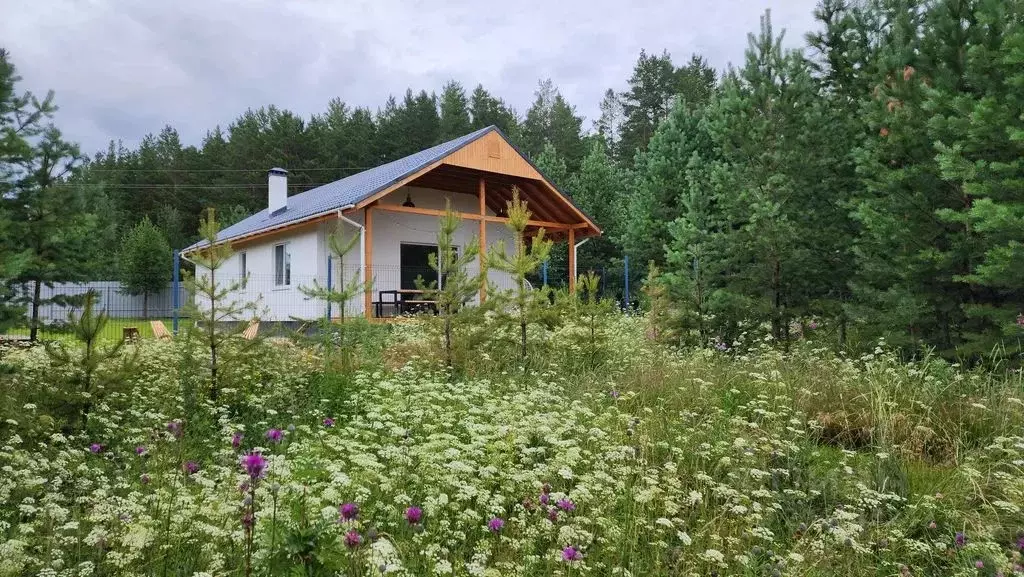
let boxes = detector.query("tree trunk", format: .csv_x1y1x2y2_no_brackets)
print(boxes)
444,314,452,372
29,279,41,342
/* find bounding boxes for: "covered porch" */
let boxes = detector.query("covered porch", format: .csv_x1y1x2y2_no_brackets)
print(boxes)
342,132,601,319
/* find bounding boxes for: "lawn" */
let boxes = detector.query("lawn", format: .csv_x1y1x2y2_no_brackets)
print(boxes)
1,317,195,343
0,315,1022,576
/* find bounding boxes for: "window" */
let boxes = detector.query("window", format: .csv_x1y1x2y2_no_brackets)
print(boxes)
274,243,290,286
239,252,247,278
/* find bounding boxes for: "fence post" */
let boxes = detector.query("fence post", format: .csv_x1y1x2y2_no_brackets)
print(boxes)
623,255,630,312
542,259,548,286
326,256,333,320
172,250,180,334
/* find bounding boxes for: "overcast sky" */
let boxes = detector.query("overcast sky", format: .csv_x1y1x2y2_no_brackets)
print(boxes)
2,0,820,155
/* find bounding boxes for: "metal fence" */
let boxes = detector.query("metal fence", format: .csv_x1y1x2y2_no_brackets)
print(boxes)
0,252,641,343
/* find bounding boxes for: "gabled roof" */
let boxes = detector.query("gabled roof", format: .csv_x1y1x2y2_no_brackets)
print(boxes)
184,125,597,251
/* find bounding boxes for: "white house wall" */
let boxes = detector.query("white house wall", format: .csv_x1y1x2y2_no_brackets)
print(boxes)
193,184,523,321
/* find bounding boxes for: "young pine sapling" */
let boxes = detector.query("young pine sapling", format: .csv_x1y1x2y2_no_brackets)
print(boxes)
416,200,483,371
487,187,553,366
183,208,260,401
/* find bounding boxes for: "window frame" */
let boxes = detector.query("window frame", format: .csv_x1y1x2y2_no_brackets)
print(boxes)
273,243,291,287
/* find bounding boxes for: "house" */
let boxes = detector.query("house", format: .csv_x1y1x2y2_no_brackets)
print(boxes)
182,126,601,321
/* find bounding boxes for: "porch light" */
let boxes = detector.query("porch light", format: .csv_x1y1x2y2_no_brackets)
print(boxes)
402,193,415,208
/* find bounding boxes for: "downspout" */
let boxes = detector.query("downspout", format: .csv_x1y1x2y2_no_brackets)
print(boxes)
572,237,591,282
335,204,364,311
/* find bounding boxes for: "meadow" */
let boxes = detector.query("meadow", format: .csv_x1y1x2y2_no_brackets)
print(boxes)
1,314,1022,577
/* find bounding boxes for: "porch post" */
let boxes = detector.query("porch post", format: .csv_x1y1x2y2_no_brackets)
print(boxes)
364,206,374,319
478,177,487,302
568,227,576,293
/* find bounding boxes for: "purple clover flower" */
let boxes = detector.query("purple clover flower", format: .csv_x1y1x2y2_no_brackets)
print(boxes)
557,498,575,512
167,421,183,439
955,531,967,548
548,509,559,522
89,443,102,454
240,452,268,480
488,517,504,533
265,428,283,444
715,341,729,352
610,390,620,399
344,530,363,549
975,560,984,569
339,502,359,521
1017,313,1024,327
183,461,199,475
140,474,151,485
539,493,550,506
405,506,423,525
1017,535,1024,550
231,432,243,449
323,417,335,428
562,546,583,562
135,445,146,456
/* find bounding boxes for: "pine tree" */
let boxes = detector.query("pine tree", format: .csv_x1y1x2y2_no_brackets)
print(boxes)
925,0,1024,357
469,85,519,136
521,80,585,170
418,201,482,371
7,126,99,341
299,223,371,366
118,217,172,318
623,99,712,270
847,0,972,353
184,208,260,400
568,140,624,285
487,187,553,365
438,81,472,140
44,291,135,428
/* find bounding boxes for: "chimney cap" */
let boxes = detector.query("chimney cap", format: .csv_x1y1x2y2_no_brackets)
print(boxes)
268,167,288,175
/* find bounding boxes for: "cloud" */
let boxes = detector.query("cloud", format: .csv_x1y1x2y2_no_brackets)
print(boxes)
0,0,819,154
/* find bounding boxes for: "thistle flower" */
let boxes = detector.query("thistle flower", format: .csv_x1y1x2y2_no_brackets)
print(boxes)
183,461,199,475
89,443,102,454
265,429,283,443
955,531,966,548
339,502,359,521
135,445,146,456
167,421,183,439
542,483,551,494
323,417,335,428
557,498,575,512
231,432,243,449
548,509,559,522
562,546,582,562
1017,535,1024,550
539,493,550,506
405,506,423,525
240,452,267,480
344,530,363,549
488,517,504,533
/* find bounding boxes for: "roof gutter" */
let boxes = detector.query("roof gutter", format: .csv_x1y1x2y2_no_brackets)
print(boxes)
181,204,356,256
571,237,591,284
333,205,365,308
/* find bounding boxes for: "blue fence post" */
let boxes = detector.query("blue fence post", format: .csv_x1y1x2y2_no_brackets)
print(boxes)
623,255,630,312
172,250,181,334
542,260,548,286
326,256,333,320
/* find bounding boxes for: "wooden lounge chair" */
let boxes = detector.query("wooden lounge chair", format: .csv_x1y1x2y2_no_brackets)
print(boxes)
241,319,260,340
150,320,173,340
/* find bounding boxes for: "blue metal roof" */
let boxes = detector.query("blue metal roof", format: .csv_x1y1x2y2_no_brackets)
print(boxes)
185,125,496,250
